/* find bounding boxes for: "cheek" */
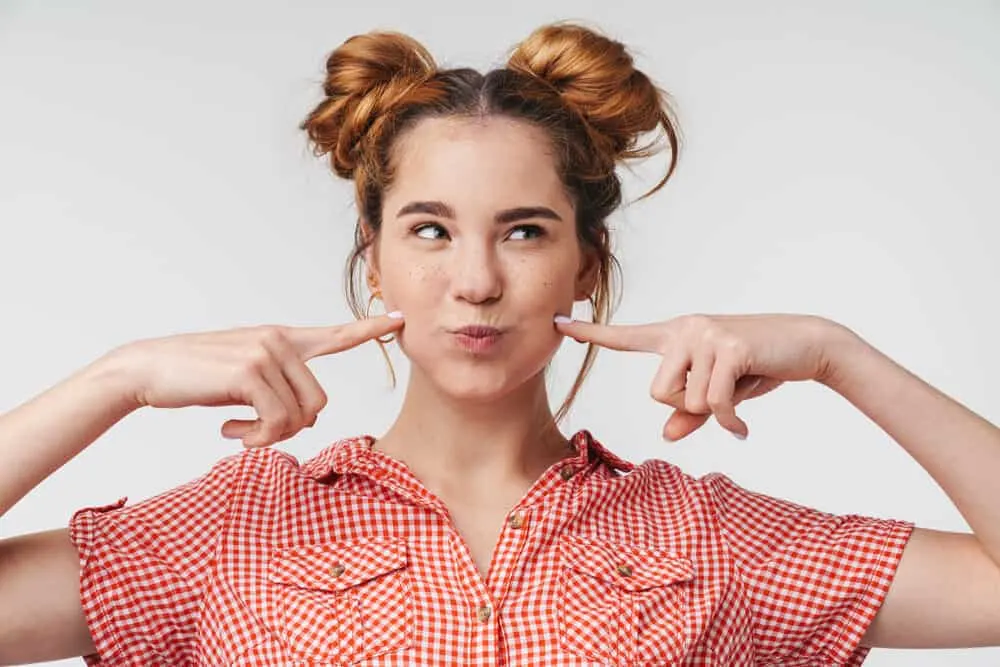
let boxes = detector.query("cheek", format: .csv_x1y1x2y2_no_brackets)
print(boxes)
519,260,578,314
381,263,440,358
381,263,436,309
513,268,575,360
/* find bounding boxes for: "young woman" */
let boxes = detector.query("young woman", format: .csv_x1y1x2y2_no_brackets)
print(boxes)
2,21,999,666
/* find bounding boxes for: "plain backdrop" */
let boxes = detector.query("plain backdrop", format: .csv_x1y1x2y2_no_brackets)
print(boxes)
1,1,998,665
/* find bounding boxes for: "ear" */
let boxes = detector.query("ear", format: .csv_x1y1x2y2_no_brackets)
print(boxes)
574,245,601,301
360,218,381,289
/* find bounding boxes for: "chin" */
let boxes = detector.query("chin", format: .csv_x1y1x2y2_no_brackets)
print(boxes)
410,354,551,404
430,365,527,402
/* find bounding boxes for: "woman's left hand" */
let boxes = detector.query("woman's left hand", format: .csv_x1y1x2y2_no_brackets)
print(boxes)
554,313,857,441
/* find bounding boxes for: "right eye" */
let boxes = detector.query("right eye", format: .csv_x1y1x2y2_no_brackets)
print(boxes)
413,223,449,240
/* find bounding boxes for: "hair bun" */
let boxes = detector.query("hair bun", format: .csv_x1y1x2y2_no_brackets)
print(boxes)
507,23,677,173
300,32,438,178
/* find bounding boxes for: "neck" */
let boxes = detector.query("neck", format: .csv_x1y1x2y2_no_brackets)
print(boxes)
374,368,572,495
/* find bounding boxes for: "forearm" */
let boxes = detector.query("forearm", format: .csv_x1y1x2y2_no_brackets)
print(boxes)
820,324,1000,565
0,349,140,517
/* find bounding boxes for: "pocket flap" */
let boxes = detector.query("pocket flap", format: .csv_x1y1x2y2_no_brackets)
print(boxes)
268,538,409,592
559,535,694,592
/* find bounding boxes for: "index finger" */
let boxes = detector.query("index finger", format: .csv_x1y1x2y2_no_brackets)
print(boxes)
554,317,662,353
289,314,405,360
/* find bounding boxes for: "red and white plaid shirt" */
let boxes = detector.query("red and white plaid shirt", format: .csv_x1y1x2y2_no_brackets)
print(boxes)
69,430,913,666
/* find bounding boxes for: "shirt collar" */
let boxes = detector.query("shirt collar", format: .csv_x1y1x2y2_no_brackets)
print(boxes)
299,429,635,483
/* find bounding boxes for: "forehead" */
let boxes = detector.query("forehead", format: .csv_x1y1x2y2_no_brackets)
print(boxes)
386,116,570,210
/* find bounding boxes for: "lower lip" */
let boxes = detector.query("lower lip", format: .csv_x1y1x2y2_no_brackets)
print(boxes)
453,332,502,353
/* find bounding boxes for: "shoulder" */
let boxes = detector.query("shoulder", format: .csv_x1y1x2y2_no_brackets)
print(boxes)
579,455,741,546
581,430,738,504
223,436,354,487
603,455,739,505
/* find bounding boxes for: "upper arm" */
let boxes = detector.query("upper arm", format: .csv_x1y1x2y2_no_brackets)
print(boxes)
862,526,1000,648
0,452,246,665
63,454,244,665
0,528,96,664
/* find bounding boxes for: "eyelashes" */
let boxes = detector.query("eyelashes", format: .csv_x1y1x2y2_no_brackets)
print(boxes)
508,225,545,241
412,222,447,240
410,222,547,242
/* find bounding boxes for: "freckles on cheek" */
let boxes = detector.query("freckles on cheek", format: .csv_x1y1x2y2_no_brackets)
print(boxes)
538,271,573,303
408,261,437,282
387,264,434,318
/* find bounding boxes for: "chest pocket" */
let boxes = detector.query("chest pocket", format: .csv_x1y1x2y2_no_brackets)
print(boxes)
557,535,696,666
266,537,412,664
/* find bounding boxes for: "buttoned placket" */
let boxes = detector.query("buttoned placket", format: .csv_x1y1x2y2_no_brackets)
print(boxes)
339,438,592,666
461,462,585,666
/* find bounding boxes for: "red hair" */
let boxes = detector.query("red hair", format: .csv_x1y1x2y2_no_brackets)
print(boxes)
300,22,681,421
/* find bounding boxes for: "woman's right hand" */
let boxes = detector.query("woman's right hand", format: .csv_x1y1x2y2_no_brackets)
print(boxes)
112,315,404,449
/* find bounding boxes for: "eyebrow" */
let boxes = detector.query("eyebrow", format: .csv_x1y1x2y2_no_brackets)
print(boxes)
396,201,563,223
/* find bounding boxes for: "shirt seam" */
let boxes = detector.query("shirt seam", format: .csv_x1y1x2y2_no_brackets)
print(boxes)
819,518,914,665
707,483,761,663
196,454,251,663
76,520,127,663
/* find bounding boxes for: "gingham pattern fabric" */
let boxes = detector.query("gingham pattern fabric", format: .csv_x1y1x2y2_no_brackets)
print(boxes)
68,430,914,666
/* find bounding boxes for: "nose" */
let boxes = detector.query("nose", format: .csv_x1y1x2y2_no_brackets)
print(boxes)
450,238,503,305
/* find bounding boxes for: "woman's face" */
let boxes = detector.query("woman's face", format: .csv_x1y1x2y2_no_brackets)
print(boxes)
371,116,595,402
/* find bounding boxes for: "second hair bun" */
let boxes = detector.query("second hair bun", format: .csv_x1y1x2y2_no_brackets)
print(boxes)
507,23,672,163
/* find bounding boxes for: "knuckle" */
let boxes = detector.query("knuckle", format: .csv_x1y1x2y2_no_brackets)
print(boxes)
307,394,328,415
706,394,730,412
256,324,286,343
684,313,712,332
651,384,682,406
247,345,275,371
685,395,708,414
719,335,743,354
259,325,285,349
267,327,296,353
722,339,750,363
251,325,290,354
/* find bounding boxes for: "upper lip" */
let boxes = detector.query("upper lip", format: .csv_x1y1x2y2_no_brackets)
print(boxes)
452,325,504,338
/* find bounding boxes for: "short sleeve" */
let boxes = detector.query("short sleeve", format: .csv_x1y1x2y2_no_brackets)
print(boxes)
68,453,244,666
701,472,915,666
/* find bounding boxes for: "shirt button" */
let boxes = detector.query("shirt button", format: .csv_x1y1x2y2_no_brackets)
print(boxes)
615,563,633,578
476,604,492,623
331,562,346,578
507,512,525,529
559,465,577,481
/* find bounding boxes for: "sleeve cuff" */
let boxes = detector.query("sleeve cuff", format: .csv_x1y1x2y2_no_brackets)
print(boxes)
68,497,130,665
828,518,916,666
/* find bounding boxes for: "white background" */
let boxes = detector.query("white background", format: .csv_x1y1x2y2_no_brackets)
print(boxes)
1,1,998,664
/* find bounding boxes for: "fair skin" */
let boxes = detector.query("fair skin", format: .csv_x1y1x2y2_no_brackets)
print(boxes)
1,113,1000,663
361,117,597,563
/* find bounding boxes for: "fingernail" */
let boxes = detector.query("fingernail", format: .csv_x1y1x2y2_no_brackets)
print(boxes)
554,315,573,324
733,430,747,441
387,311,403,319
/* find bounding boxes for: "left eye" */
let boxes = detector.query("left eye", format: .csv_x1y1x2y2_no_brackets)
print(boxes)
508,225,544,241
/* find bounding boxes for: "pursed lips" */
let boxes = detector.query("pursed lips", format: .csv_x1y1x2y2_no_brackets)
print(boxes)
451,325,504,338
449,325,505,353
